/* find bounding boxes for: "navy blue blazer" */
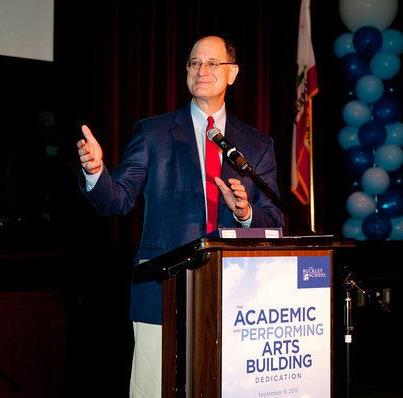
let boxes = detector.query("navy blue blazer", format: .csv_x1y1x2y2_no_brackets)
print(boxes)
82,103,284,324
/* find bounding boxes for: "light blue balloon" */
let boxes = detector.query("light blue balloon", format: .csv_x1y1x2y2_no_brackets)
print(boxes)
355,74,384,103
346,191,376,218
338,126,359,149
342,218,366,240
342,100,371,127
339,0,398,31
389,216,403,240
334,32,355,58
374,144,403,171
385,122,403,146
381,29,403,55
361,166,390,195
370,51,401,80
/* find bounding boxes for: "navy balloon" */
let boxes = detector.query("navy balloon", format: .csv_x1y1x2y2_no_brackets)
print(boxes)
353,26,383,57
358,120,387,148
341,53,370,83
389,166,403,189
345,145,374,175
383,78,401,97
362,213,392,240
341,84,359,103
350,177,361,190
373,96,402,124
378,189,403,217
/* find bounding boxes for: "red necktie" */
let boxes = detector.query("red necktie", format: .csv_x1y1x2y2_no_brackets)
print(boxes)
205,115,221,233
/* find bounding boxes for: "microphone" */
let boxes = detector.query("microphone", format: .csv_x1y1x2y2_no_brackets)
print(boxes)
207,127,315,234
207,127,250,171
207,126,282,209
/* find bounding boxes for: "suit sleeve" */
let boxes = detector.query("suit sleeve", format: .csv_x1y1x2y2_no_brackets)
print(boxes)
79,121,147,216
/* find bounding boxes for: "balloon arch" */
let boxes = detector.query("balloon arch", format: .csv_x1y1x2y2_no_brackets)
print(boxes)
334,0,403,240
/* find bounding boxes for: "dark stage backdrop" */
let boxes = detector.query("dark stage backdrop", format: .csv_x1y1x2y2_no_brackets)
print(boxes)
1,0,402,246
1,2,403,397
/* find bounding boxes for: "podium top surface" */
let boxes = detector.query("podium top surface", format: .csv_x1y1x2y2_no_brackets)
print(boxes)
132,235,360,282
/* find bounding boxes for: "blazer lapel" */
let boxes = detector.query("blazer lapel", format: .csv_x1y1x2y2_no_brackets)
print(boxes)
171,106,206,215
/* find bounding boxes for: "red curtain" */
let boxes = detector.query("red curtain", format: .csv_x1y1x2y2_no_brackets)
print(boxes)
86,1,293,163
82,0,301,241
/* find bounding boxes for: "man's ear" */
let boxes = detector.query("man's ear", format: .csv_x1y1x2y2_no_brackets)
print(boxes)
228,64,239,86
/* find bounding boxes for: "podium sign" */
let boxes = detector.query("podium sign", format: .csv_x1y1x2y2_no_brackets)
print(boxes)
222,254,331,397
131,237,345,397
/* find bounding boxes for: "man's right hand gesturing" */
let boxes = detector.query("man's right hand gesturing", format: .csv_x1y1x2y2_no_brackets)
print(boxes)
76,125,103,175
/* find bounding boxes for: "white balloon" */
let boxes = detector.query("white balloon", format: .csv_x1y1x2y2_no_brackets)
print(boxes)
339,0,398,31
361,166,390,195
346,191,376,218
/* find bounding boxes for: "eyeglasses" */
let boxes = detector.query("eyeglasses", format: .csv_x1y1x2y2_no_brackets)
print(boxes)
186,59,236,71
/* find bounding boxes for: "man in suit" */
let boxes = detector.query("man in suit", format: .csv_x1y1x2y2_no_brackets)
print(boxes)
77,35,284,397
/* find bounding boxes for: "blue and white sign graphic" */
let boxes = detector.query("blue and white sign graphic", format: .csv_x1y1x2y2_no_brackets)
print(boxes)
221,256,331,398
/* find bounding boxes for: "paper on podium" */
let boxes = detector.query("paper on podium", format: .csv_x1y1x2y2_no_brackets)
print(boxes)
218,227,283,239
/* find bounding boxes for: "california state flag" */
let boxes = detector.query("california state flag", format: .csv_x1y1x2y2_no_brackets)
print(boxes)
291,0,318,206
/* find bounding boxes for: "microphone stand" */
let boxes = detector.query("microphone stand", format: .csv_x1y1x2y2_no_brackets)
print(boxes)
238,163,316,234
241,164,282,209
343,271,366,398
207,127,317,234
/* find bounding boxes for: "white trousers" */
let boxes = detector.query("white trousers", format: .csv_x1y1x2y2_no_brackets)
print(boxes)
129,322,162,398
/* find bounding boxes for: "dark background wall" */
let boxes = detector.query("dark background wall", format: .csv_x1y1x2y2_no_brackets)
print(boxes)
0,0,359,241
0,1,403,397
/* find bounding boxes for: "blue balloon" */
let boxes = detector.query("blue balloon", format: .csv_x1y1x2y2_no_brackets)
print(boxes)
362,213,392,240
353,26,383,57
346,191,376,218
342,218,366,240
373,96,402,124
381,29,403,55
378,189,403,217
334,32,355,58
361,166,390,195
341,53,370,83
345,145,374,175
343,100,371,127
338,126,359,149
389,166,403,189
355,74,384,103
389,216,403,240
374,144,403,171
385,122,403,146
370,51,401,79
358,120,387,148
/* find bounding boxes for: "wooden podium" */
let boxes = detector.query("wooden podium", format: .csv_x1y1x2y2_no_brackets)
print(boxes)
132,236,355,398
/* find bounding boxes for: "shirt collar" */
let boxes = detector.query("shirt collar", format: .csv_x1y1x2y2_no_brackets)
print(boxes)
190,99,226,134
